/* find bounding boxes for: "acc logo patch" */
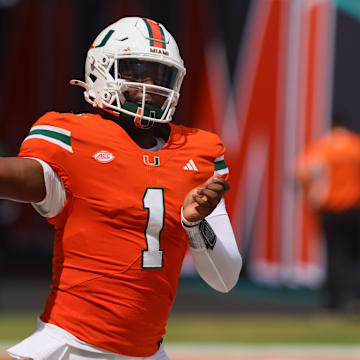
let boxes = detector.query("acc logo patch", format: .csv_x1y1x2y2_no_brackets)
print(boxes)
93,150,115,163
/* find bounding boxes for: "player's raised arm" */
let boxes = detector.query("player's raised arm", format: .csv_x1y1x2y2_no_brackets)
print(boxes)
0,157,46,203
182,176,242,293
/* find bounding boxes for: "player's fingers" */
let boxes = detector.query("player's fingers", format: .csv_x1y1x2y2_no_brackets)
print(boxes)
206,183,226,194
192,192,207,202
212,177,230,192
198,188,220,204
193,194,211,206
200,176,229,194
202,176,218,186
205,183,222,190
199,177,228,192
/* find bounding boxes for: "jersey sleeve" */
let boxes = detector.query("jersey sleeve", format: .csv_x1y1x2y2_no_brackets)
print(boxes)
208,132,229,180
28,158,66,218
18,112,74,225
214,154,229,180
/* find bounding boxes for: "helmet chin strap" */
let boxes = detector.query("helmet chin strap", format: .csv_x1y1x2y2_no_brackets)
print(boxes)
134,116,154,129
122,101,164,129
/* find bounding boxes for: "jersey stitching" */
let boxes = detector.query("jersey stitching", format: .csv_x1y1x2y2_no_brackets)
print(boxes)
63,254,143,292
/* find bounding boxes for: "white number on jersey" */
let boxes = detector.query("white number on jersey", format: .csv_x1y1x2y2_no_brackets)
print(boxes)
142,188,164,268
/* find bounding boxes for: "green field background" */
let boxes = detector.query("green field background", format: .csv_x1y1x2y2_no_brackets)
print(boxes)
1,278,360,354
1,312,360,345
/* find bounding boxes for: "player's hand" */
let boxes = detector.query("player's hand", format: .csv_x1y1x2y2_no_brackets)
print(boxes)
182,176,230,223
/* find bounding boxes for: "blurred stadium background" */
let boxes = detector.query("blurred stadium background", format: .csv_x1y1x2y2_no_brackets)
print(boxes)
1,0,360,359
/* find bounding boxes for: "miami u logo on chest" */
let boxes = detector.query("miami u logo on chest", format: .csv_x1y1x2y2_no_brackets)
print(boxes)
143,154,160,166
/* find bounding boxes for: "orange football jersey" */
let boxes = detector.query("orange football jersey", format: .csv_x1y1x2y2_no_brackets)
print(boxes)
294,128,360,212
18,112,228,357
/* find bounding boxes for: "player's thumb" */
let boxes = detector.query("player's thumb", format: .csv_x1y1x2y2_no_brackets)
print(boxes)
197,175,217,189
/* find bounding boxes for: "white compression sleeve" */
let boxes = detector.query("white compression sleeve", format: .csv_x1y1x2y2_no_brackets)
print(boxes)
181,199,242,293
26,158,66,218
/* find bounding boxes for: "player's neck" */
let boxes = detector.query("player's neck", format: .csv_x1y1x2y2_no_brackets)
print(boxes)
119,117,170,149
97,110,170,149
128,129,158,149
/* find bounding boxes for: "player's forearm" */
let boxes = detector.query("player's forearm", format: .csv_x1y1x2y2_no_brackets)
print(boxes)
0,157,46,202
182,209,242,293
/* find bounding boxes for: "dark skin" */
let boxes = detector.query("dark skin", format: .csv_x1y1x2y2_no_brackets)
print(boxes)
0,78,230,222
120,77,170,149
0,157,45,203
117,114,170,150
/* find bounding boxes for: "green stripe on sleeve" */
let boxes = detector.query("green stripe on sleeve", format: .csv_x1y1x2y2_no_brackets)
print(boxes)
214,159,227,171
28,129,71,146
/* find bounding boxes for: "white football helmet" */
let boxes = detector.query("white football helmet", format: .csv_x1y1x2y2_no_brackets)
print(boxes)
71,17,186,126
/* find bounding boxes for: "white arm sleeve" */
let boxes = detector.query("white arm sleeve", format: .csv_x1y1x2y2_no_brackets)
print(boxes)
26,158,66,218
181,199,242,293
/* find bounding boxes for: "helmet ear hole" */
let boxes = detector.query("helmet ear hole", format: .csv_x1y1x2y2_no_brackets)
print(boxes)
101,56,109,65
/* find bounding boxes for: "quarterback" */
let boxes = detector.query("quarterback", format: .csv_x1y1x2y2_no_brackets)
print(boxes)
3,17,242,360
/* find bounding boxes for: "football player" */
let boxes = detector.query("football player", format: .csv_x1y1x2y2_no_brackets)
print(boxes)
4,17,242,360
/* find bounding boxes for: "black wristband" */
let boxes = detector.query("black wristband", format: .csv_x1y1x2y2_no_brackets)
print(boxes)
199,219,216,250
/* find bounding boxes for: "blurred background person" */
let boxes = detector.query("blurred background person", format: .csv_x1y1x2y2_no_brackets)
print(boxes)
293,115,360,310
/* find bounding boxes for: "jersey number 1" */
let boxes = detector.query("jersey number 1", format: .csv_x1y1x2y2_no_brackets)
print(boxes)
142,188,164,269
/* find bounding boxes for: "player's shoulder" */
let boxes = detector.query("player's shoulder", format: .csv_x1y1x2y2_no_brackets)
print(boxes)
171,124,228,176
33,111,101,129
171,124,223,147
29,111,113,142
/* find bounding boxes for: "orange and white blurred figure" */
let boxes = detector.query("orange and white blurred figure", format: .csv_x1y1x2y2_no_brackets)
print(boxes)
294,116,360,310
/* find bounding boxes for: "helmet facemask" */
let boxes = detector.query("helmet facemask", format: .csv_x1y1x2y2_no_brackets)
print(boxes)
74,56,183,128
117,59,181,127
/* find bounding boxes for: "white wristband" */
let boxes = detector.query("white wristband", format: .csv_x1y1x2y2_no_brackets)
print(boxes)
182,223,207,250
